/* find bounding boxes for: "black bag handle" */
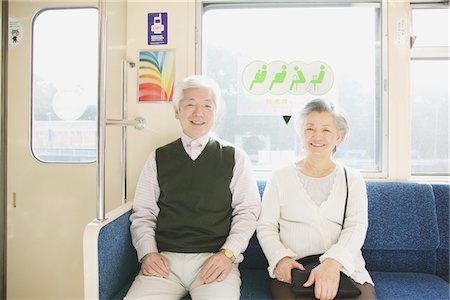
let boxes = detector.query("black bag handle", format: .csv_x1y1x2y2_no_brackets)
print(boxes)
342,167,348,229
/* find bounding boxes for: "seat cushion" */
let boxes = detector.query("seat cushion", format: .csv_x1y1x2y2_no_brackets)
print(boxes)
371,272,450,300
241,270,272,300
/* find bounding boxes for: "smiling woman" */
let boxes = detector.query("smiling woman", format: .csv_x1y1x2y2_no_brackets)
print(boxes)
257,98,376,300
295,99,348,177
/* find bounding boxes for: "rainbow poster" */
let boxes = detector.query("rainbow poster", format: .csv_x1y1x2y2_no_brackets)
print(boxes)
138,50,174,102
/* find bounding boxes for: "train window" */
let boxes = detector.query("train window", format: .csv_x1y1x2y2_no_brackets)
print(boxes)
31,8,98,163
411,6,449,175
202,4,382,176
412,7,449,47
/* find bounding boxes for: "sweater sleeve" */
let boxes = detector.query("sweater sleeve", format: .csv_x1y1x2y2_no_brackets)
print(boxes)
320,168,368,275
256,171,297,278
129,151,160,261
222,147,261,260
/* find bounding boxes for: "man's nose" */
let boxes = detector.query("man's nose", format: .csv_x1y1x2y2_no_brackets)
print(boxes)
193,105,204,115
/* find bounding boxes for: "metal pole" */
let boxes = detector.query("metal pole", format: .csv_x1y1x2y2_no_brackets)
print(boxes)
96,0,107,221
120,60,127,204
1,1,9,297
120,60,128,204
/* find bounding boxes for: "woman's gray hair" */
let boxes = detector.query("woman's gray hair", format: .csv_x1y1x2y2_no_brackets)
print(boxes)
172,75,221,112
297,98,349,142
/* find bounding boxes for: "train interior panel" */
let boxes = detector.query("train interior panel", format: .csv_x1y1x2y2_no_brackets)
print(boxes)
0,0,448,299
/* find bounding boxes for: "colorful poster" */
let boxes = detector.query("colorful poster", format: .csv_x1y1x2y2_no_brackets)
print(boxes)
138,50,175,102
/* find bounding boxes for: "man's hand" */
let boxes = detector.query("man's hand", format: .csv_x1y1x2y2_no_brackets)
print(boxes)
140,252,170,278
200,252,233,284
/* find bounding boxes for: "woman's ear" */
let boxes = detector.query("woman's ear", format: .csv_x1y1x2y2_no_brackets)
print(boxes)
336,131,343,144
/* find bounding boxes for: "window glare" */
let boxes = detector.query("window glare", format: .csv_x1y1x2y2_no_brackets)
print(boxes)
203,5,382,174
411,60,449,175
32,8,98,163
412,8,450,47
411,6,449,176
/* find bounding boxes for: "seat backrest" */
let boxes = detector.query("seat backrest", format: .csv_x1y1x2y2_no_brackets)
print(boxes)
363,182,439,274
241,181,268,270
431,184,449,282
98,210,140,299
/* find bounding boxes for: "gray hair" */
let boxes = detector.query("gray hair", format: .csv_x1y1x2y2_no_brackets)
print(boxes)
297,98,349,142
172,75,221,112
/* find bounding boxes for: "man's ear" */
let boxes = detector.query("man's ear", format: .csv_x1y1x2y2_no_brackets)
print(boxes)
174,106,179,119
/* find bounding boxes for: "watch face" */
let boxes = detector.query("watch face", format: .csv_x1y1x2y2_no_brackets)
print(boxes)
221,249,235,261
224,250,232,258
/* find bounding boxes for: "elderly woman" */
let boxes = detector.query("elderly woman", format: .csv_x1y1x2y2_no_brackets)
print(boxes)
256,99,375,300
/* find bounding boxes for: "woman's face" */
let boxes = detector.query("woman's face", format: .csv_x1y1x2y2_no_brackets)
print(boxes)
302,111,342,158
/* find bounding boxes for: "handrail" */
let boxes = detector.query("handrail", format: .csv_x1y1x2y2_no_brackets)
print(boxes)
120,60,127,204
104,62,144,210
106,117,145,129
96,0,107,221
96,3,144,222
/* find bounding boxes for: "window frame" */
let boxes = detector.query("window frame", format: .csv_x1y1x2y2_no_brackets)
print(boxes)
410,3,450,179
197,1,389,179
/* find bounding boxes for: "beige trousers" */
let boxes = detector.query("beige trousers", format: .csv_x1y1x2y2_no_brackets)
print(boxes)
124,252,241,300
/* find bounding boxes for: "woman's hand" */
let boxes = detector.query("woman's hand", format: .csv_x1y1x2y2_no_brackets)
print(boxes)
274,256,304,284
303,258,342,300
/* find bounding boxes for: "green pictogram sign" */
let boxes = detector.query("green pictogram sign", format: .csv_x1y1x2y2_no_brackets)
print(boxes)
242,60,334,96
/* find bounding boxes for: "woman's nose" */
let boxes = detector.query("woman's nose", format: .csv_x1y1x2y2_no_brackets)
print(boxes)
311,130,322,138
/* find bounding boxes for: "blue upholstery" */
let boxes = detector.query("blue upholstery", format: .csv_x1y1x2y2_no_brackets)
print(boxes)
432,184,450,282
96,182,450,299
98,210,140,300
240,270,271,300
363,182,439,273
370,272,450,300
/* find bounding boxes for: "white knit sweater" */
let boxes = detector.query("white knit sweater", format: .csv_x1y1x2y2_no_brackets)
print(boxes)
256,164,373,285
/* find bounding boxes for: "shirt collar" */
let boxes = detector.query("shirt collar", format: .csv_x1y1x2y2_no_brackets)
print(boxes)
181,132,210,147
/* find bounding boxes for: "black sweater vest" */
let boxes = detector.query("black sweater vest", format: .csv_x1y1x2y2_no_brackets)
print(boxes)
155,138,235,253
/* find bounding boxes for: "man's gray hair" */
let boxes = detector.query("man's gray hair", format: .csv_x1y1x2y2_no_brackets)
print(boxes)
172,75,221,112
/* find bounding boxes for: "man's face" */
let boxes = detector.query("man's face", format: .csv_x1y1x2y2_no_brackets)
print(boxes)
175,87,216,139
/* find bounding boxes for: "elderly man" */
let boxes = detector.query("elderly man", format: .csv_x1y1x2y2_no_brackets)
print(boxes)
125,75,261,300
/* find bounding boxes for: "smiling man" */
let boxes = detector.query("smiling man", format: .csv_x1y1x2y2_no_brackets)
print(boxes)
125,75,261,300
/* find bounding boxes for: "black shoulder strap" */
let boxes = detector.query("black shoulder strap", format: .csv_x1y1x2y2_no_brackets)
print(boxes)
342,167,349,229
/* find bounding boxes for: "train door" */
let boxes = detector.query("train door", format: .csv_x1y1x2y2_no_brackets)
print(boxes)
6,1,126,298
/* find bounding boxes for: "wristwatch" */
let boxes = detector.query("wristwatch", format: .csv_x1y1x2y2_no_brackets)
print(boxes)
220,248,236,262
